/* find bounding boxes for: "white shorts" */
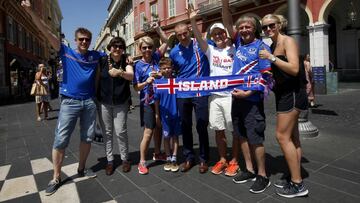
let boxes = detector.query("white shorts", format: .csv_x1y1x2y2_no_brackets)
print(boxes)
209,94,233,131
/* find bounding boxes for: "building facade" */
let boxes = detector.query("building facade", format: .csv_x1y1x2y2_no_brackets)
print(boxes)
95,0,135,57
128,0,360,81
0,0,62,101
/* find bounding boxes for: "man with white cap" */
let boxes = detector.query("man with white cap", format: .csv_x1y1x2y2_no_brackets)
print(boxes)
188,6,240,177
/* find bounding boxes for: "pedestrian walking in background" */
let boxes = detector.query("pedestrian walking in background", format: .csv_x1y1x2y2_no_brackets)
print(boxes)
97,37,134,175
34,64,50,121
304,54,315,107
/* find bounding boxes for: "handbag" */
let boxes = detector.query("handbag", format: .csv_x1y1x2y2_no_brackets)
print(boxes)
30,83,37,96
30,83,48,96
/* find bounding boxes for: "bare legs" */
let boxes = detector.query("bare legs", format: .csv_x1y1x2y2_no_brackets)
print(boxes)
276,110,302,183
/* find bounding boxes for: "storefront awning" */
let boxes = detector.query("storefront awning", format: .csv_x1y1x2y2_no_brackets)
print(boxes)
9,54,31,68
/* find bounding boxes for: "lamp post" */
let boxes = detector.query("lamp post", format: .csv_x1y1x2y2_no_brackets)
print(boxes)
288,0,319,138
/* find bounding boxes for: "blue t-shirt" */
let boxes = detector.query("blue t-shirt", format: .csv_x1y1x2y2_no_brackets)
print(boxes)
59,44,105,100
154,78,179,121
232,35,271,102
170,39,210,98
133,51,161,106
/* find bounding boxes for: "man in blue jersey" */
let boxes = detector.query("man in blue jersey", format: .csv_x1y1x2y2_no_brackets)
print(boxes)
170,23,210,173
222,0,272,193
22,1,104,195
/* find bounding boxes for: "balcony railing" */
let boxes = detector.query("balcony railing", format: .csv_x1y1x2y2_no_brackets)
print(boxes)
198,0,251,15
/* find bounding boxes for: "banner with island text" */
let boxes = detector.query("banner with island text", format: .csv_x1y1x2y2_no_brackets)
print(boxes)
154,73,268,96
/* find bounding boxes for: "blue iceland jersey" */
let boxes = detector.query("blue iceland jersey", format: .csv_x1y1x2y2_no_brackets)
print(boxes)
154,79,179,120
59,43,105,100
154,78,181,137
232,35,271,102
170,39,210,98
133,51,161,106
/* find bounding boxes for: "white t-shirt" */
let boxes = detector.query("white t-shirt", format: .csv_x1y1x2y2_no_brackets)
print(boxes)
205,44,235,96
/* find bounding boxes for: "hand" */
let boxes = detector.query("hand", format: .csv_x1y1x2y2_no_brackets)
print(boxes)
259,48,271,60
21,0,31,8
232,89,251,98
186,3,198,20
108,68,119,77
126,56,134,65
146,76,155,84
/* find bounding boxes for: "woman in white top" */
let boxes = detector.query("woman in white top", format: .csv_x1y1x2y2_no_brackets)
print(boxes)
35,64,50,121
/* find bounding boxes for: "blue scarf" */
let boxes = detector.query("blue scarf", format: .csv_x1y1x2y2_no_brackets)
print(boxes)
154,73,267,96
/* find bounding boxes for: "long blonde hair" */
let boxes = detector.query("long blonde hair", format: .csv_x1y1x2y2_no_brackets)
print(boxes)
262,14,287,34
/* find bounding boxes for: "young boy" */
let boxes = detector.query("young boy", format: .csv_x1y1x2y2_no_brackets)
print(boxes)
154,57,181,172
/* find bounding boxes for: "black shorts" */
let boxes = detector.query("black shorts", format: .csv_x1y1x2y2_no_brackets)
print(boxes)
140,104,156,129
231,99,266,145
275,88,308,113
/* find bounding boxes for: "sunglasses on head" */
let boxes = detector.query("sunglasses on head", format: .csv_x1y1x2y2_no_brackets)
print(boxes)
112,44,125,49
261,23,277,31
141,46,153,51
77,37,91,42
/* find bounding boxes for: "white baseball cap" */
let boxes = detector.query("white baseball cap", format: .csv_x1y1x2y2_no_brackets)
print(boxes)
209,23,225,35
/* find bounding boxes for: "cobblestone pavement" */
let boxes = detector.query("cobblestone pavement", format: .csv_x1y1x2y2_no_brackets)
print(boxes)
0,84,359,202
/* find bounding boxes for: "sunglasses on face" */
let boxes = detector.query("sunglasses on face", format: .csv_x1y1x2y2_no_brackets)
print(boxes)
141,46,153,51
112,44,125,49
261,23,277,31
77,37,91,42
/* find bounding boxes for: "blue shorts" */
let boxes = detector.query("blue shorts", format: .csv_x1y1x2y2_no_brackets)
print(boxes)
53,96,96,149
161,116,181,138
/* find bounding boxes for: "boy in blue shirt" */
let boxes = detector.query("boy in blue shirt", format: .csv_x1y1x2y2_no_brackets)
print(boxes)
154,57,181,172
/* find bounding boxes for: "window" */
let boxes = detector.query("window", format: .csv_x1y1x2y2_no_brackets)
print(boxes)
13,21,18,46
140,12,145,31
186,0,197,9
6,16,14,44
18,25,23,49
168,0,176,17
150,4,158,21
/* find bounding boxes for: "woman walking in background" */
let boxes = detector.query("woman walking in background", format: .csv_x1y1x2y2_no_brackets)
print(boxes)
35,64,50,121
304,54,315,107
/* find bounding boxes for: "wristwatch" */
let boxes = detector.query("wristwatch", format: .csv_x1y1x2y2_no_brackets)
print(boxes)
270,55,276,63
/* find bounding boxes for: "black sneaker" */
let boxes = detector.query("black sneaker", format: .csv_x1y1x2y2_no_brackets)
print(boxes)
77,168,97,178
249,175,271,193
233,169,256,184
274,176,290,188
45,178,61,196
276,181,309,198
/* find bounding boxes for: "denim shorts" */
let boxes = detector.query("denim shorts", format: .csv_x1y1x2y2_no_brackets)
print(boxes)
53,96,97,149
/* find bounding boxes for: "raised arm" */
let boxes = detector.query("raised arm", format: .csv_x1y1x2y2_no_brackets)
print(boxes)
152,22,169,56
21,0,60,51
221,0,235,38
187,4,208,52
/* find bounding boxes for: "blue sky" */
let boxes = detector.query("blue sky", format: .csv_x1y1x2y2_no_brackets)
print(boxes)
59,0,110,49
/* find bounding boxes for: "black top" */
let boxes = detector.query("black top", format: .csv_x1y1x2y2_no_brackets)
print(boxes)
98,55,131,105
271,55,307,93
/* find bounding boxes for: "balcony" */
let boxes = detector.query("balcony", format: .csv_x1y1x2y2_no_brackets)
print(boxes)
198,0,253,16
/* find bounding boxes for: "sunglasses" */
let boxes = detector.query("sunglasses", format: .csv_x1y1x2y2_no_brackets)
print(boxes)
261,23,277,31
77,37,91,42
141,46,153,51
112,44,125,49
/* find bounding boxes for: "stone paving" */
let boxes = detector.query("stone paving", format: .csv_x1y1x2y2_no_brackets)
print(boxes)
0,84,359,202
